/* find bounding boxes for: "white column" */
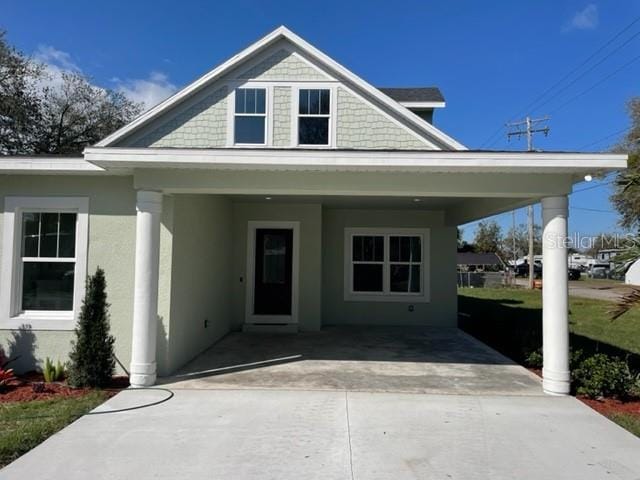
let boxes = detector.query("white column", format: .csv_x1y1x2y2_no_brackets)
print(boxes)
541,196,570,395
130,190,163,387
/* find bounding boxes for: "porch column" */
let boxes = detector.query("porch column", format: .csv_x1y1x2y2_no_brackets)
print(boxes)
130,190,163,387
541,196,570,395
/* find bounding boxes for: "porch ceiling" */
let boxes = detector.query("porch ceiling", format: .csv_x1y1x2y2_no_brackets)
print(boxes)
227,194,467,210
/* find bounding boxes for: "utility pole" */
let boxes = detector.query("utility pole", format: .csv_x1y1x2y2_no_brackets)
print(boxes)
507,116,550,289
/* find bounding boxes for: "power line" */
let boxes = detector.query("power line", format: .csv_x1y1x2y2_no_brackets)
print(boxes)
529,28,640,115
520,16,640,118
572,179,616,194
577,126,631,150
549,53,640,116
479,15,640,148
570,206,617,213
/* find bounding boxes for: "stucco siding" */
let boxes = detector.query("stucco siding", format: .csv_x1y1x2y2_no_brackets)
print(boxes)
336,88,433,150
273,86,292,146
165,195,233,374
322,208,457,326
236,48,330,82
231,202,322,331
119,86,228,148
0,176,137,374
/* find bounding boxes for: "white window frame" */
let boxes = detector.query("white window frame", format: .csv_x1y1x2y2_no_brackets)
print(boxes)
344,227,430,303
0,197,89,330
227,83,272,147
291,84,337,148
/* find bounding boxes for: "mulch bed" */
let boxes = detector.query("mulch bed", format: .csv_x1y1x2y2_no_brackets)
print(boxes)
526,366,640,418
0,372,129,403
580,396,640,417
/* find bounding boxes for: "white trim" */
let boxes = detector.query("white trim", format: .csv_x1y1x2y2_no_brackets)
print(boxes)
398,101,446,109
93,26,466,150
227,85,272,147
0,157,107,174
292,85,337,148
0,197,89,331
245,221,300,326
84,147,628,174
343,227,430,303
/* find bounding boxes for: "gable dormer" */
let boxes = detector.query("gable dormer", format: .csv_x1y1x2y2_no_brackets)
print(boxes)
378,87,446,125
99,27,465,151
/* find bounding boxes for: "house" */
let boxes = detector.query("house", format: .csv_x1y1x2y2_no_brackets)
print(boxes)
456,252,505,271
596,248,623,264
0,27,626,396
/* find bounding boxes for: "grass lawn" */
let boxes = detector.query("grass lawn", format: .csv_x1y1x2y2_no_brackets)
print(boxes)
458,287,640,438
458,287,640,357
608,413,640,437
0,391,109,468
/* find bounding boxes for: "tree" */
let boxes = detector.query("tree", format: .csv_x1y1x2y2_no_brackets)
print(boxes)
502,223,541,262
473,220,503,256
33,72,142,154
68,268,115,388
457,227,474,252
610,97,640,319
611,97,640,231
0,31,142,155
0,31,43,154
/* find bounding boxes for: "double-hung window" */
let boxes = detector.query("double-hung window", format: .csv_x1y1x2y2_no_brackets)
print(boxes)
234,88,266,144
1,197,89,329
345,228,429,302
298,89,330,145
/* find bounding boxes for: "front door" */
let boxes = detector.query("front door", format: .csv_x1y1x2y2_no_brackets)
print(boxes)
253,228,293,316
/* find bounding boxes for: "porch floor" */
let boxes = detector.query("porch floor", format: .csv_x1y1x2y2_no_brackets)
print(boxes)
161,327,542,395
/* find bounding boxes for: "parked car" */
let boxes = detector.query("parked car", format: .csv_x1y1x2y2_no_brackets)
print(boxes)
589,266,609,279
515,262,542,279
568,268,582,281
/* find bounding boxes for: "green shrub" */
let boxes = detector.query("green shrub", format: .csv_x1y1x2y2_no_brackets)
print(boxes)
42,358,66,383
572,354,634,399
524,348,543,368
67,268,115,388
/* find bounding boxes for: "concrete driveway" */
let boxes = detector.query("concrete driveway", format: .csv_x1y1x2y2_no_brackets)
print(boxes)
161,327,542,395
3,389,640,479
3,327,640,479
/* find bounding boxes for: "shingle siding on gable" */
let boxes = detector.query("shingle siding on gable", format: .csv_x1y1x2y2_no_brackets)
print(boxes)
236,49,329,82
124,87,228,148
336,88,432,150
273,86,291,146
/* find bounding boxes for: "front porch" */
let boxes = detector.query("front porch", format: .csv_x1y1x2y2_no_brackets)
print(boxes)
161,326,542,396
84,148,625,395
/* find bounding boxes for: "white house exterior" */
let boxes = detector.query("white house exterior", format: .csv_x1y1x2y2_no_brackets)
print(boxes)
0,27,627,395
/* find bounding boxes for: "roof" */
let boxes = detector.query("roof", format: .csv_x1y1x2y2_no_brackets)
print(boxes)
457,252,504,266
95,26,464,150
378,87,445,103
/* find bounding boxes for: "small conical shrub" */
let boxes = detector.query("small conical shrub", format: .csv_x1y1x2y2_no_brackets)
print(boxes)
68,267,115,387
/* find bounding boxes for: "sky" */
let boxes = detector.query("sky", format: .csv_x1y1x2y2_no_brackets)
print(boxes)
2,0,639,244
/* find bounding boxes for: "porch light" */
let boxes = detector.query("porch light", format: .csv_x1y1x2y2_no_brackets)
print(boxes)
413,198,421,203
584,174,593,182
265,197,272,200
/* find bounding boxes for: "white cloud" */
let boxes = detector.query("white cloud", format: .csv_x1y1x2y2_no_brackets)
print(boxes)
113,72,177,110
564,4,599,32
31,45,177,110
34,45,81,72
32,45,83,91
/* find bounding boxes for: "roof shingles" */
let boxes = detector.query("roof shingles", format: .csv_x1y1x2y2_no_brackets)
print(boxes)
378,87,445,103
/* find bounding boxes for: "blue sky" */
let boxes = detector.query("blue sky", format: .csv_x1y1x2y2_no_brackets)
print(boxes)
3,0,639,242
